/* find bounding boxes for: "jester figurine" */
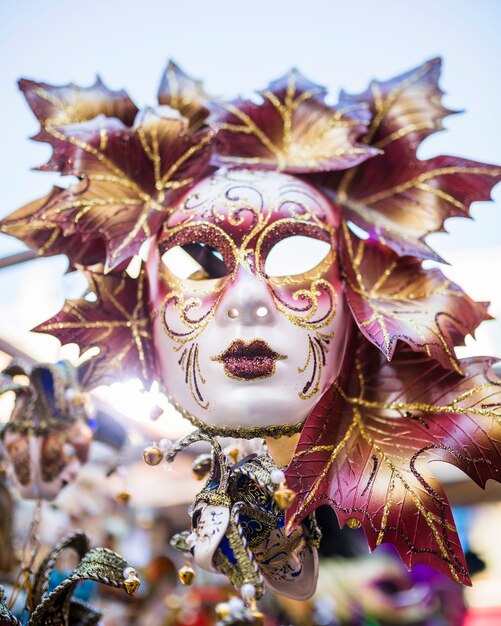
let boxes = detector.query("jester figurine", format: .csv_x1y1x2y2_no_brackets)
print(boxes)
2,57,501,617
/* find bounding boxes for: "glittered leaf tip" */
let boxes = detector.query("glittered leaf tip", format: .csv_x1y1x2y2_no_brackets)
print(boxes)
157,60,212,131
318,58,501,259
0,186,106,267
19,76,138,128
212,68,379,173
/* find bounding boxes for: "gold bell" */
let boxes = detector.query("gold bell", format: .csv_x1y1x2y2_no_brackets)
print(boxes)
115,491,131,505
251,610,265,626
143,444,163,466
273,486,296,510
346,517,361,529
227,447,240,464
123,570,141,595
178,563,196,586
124,576,140,595
215,602,231,619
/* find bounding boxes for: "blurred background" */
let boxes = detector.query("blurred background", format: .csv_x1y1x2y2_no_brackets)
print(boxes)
0,1,500,625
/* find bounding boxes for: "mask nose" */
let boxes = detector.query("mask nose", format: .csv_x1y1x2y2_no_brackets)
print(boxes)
215,267,276,327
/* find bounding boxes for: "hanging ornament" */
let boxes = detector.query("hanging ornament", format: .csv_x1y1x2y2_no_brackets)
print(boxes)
177,560,196,586
142,443,163,466
0,361,94,500
168,431,320,603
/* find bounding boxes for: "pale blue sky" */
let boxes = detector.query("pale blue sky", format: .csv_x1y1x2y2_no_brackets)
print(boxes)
1,0,500,250
0,0,500,359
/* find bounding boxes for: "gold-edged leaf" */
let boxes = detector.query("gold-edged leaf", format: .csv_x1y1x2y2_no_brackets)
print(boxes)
28,108,212,270
320,58,501,259
286,336,501,584
0,186,106,266
339,222,491,372
213,69,378,172
33,270,156,385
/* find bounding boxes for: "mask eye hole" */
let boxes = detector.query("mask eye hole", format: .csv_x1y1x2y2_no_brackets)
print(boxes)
264,235,331,277
161,243,229,280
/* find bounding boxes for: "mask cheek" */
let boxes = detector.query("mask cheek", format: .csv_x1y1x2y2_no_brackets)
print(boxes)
266,267,341,329
161,286,224,343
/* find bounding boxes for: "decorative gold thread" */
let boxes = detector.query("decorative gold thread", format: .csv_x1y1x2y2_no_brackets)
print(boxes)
158,132,213,189
335,384,501,420
373,122,435,149
376,472,395,546
164,390,303,439
287,413,358,530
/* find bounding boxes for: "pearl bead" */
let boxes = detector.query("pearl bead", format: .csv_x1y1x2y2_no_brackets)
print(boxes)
228,597,245,613
159,438,173,452
270,469,285,484
123,566,137,578
240,583,256,601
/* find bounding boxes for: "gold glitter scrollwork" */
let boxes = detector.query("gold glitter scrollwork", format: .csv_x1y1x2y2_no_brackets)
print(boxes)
177,342,209,409
298,331,335,399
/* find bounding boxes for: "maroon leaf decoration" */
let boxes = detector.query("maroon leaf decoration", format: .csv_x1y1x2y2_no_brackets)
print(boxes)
29,108,212,270
339,222,491,372
286,336,501,584
34,270,156,385
0,186,105,267
212,69,378,173
157,60,211,131
319,58,501,259
19,76,138,127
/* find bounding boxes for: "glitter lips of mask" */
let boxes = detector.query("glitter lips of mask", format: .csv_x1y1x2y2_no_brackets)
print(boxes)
211,339,287,382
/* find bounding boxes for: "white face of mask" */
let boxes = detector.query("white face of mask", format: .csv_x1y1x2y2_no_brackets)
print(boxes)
148,169,349,430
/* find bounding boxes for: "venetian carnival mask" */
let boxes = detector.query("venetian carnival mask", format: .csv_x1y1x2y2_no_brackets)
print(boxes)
0,361,93,500
147,168,348,431
2,57,501,610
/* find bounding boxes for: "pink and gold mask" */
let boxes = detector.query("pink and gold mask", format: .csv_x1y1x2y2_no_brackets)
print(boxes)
5,59,501,586
147,169,349,431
